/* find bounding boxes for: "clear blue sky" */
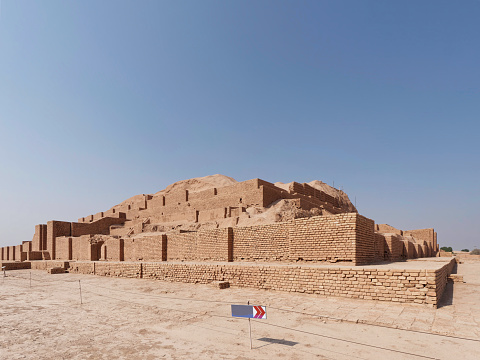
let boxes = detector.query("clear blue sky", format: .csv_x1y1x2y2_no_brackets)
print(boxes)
0,1,479,250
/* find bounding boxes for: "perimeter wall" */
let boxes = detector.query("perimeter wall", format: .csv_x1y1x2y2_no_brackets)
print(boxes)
66,258,456,307
0,213,437,265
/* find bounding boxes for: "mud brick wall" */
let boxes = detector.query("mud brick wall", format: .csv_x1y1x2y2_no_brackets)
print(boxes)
261,184,289,208
195,228,232,261
55,237,72,260
421,244,429,258
78,259,455,306
438,250,452,257
0,261,31,270
415,243,424,258
30,260,69,270
93,211,104,221
354,215,375,265
22,241,32,253
373,233,386,261
376,224,403,235
93,262,142,278
214,179,265,206
288,214,359,263
141,263,227,283
289,181,305,195
197,207,227,222
233,223,289,261
78,178,356,230
166,229,232,261
124,235,166,261
71,236,94,261
404,229,435,245
0,247,3,260
68,262,95,274
288,182,339,208
15,245,25,262
99,238,124,261
139,179,266,223
27,251,43,261
402,240,416,259
166,232,198,261
71,215,126,237
434,259,456,301
423,243,431,257
384,234,403,261
32,224,47,251
47,221,72,260
144,213,375,264
9,246,15,260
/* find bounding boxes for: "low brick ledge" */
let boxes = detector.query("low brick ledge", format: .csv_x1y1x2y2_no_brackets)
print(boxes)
0,261,31,270
63,258,455,307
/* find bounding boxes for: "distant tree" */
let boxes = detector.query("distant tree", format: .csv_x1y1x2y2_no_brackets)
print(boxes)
440,246,453,252
471,249,480,255
461,249,469,252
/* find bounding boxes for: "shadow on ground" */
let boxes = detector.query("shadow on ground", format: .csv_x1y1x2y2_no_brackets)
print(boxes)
256,337,298,349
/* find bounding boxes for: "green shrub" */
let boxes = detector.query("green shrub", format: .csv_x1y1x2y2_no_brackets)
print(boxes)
461,249,470,252
440,246,453,252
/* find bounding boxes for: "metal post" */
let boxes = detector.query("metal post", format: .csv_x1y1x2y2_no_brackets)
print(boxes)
248,300,252,349
79,280,83,305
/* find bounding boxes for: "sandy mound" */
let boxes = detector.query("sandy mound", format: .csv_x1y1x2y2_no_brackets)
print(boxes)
112,194,151,209
155,174,238,195
308,180,356,212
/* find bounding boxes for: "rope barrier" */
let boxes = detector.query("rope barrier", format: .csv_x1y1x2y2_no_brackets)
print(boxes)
78,286,440,359
4,269,480,351
80,280,480,343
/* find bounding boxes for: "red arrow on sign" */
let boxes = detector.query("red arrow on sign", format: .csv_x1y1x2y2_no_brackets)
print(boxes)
254,306,265,319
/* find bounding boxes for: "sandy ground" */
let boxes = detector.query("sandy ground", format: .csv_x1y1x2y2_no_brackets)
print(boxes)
1,261,479,360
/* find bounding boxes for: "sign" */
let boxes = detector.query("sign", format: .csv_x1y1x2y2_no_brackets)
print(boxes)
231,304,266,319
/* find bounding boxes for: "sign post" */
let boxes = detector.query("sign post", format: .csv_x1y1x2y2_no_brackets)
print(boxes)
248,301,252,350
231,302,267,349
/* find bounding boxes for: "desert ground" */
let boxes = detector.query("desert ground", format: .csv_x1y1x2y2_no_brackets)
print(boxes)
1,260,479,360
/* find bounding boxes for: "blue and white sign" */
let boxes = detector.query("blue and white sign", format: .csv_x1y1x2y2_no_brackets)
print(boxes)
231,304,266,319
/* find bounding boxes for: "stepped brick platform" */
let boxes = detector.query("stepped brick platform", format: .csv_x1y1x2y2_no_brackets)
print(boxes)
0,261,31,270
59,257,455,307
1,175,445,305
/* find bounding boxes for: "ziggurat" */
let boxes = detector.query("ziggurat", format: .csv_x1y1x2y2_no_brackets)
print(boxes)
1,175,452,307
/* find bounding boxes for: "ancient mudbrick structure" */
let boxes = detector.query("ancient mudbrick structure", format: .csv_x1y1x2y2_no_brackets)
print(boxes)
1,175,447,306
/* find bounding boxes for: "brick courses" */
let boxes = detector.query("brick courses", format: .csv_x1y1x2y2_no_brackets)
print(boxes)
67,258,455,307
123,235,167,262
30,260,69,270
233,223,289,261
0,261,31,270
3,176,445,306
